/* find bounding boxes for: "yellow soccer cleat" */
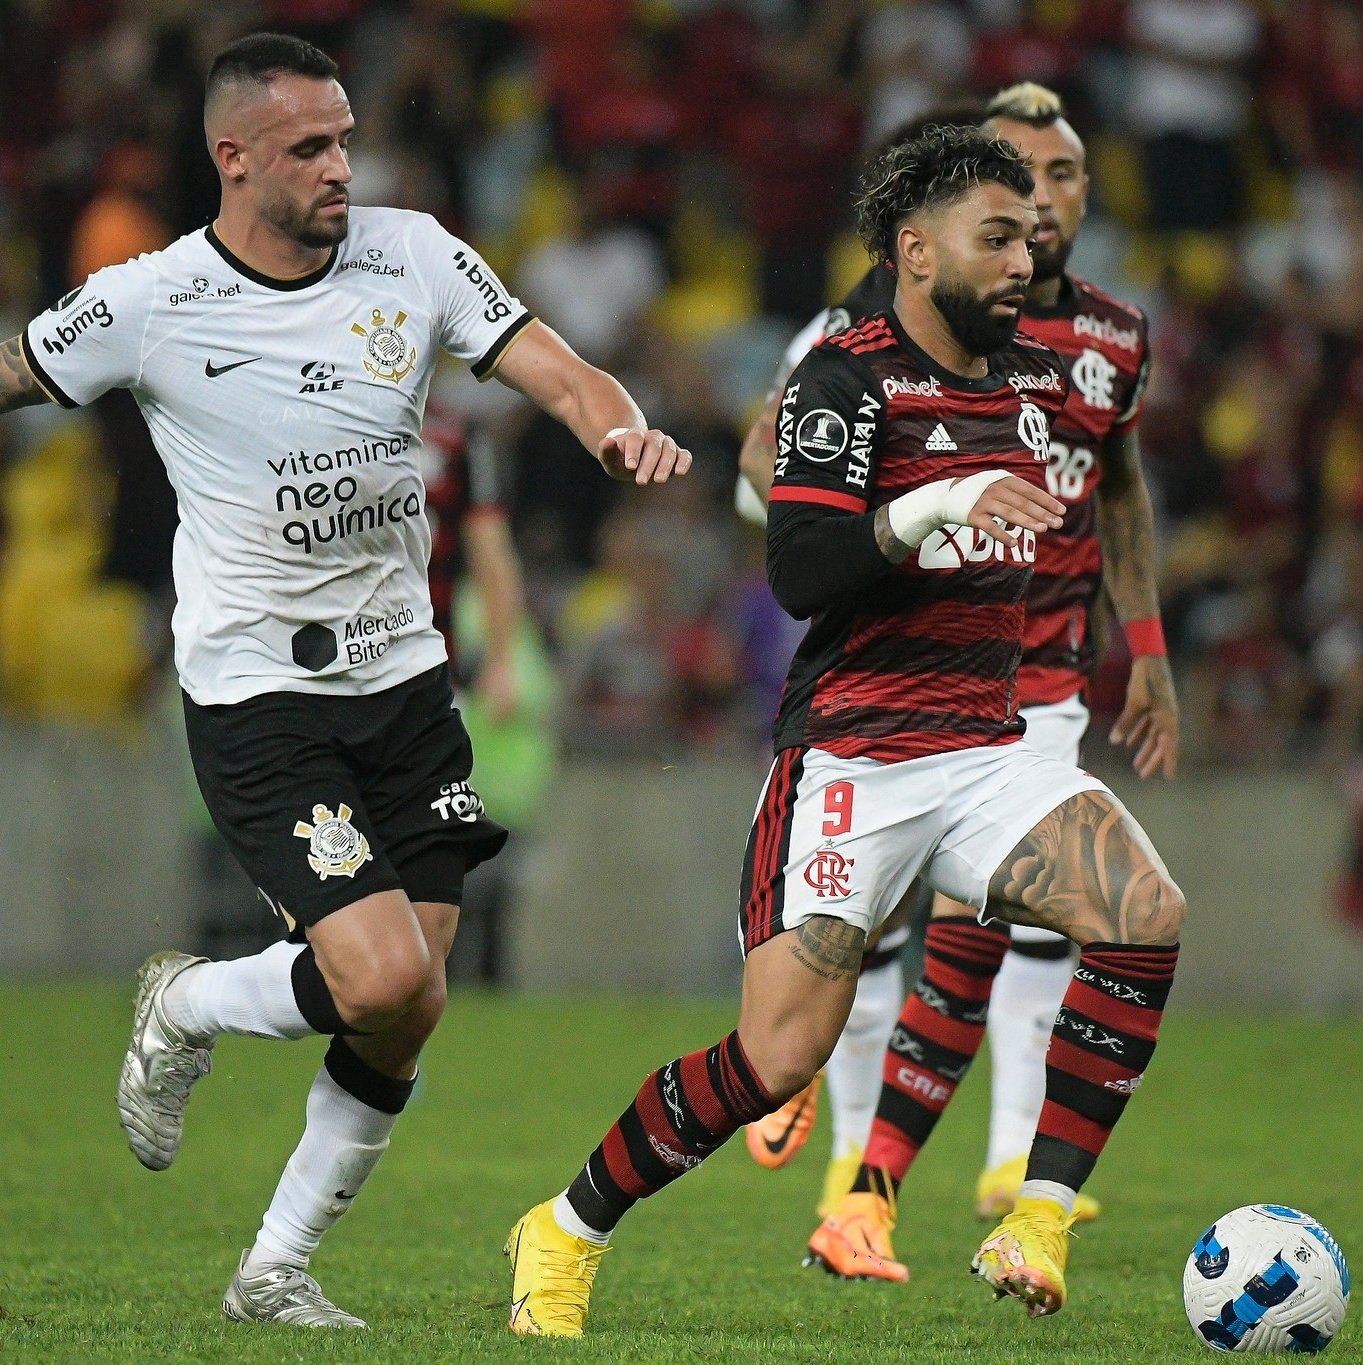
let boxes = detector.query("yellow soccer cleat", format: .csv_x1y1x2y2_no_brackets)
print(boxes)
971,1195,1077,1318
816,1146,863,1220
803,1188,910,1283
745,1072,821,1170
504,1200,609,1338
974,1154,1101,1223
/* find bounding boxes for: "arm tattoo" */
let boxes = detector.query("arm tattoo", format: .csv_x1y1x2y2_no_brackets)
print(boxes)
789,915,867,982
0,336,51,415
873,504,913,565
986,790,1183,946
1095,429,1160,620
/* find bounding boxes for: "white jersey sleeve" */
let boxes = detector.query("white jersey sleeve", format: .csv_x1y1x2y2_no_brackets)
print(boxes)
22,260,155,408
405,214,534,382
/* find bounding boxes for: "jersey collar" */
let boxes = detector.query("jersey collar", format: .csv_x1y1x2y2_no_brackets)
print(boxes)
205,224,339,291
881,307,1009,393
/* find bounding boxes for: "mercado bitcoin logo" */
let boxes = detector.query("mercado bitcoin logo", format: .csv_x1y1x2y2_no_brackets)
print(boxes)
351,307,417,383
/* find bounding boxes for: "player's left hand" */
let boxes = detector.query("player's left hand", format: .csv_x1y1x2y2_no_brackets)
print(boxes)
1110,654,1180,779
598,428,693,485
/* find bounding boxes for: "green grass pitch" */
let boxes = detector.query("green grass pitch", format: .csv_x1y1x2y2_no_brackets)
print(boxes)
1,983,1360,1362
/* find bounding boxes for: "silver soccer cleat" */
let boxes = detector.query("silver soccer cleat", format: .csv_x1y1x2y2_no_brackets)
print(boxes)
117,949,214,1171
223,1251,368,1328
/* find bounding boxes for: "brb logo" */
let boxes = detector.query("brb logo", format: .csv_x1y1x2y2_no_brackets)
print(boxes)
803,850,854,898
917,524,1036,570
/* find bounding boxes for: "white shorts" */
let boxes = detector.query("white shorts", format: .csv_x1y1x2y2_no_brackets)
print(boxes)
738,738,1107,954
1011,692,1091,950
1018,691,1089,766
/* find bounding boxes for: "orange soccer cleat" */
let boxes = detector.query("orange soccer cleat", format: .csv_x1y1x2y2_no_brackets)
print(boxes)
803,1188,910,1283
745,1072,821,1170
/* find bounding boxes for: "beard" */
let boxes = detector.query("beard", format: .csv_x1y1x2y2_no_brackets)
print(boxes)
930,272,1025,357
263,189,349,249
1028,230,1075,286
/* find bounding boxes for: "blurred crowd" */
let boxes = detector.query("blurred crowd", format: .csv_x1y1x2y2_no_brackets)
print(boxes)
2,0,1363,787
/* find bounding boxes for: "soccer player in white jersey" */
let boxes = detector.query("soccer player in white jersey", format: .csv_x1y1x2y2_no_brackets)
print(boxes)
0,33,690,1329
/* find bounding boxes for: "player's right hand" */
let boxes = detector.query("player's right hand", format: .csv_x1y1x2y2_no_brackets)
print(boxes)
598,427,694,485
961,475,1064,550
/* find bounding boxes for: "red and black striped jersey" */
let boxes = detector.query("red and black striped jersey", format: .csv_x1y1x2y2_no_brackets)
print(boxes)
768,309,1068,763
421,401,505,679
1016,277,1150,705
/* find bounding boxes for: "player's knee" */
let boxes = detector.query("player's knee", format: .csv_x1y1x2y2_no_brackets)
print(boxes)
334,939,433,1030
1123,870,1186,946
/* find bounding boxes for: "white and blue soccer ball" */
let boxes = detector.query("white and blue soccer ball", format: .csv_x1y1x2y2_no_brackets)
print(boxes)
1183,1205,1350,1353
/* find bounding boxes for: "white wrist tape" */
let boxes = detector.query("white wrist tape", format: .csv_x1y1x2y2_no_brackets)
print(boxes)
886,469,1012,548
605,426,634,441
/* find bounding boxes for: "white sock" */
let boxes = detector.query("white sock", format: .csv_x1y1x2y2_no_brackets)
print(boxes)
162,941,315,1042
245,1065,399,1271
1018,1178,1077,1215
553,1191,611,1246
984,941,1074,1172
826,956,903,1158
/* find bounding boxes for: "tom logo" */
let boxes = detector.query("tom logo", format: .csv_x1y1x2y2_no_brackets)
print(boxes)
351,307,417,383
294,803,373,880
1017,400,1051,461
804,849,854,898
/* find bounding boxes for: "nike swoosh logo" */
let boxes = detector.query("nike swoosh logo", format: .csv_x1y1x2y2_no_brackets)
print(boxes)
204,356,262,378
334,1189,357,1200
762,1091,814,1157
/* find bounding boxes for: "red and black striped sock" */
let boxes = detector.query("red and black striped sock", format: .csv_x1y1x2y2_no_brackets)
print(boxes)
1026,942,1180,1191
565,1030,774,1234
852,918,1010,1194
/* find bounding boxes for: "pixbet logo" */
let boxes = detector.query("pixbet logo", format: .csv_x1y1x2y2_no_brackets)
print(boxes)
882,373,942,400
1073,311,1139,351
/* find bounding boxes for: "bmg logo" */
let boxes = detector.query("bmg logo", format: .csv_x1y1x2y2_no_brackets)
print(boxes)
41,298,113,355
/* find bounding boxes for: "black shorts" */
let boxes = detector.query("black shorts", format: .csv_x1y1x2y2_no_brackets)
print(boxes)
184,664,508,937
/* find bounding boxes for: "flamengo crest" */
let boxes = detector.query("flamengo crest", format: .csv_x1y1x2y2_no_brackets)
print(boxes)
351,307,417,383
294,803,373,879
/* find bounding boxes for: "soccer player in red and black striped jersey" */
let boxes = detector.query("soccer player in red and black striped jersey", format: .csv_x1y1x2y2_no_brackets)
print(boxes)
504,126,1185,1335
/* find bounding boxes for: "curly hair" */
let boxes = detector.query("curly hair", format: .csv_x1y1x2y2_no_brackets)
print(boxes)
854,125,1035,266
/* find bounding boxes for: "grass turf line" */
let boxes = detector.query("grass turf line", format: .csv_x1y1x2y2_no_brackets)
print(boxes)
0,983,1359,1362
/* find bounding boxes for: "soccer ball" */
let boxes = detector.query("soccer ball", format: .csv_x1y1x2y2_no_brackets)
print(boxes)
1183,1205,1350,1353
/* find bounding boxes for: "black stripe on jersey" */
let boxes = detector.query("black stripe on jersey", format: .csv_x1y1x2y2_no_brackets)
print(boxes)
1026,572,1094,615
807,705,1024,743
865,565,1029,613
471,311,536,381
205,225,339,291
20,331,78,408
850,634,1020,681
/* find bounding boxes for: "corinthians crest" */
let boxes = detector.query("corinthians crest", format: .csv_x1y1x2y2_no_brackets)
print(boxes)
351,307,416,383
294,803,373,879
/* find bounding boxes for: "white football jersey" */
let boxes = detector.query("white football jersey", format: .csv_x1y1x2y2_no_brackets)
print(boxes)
23,207,533,705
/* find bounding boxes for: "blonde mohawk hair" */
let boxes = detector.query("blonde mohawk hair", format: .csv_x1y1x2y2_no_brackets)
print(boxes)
985,81,1065,127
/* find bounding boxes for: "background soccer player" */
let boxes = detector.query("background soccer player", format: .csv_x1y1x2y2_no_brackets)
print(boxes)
505,126,1185,1337
0,32,690,1330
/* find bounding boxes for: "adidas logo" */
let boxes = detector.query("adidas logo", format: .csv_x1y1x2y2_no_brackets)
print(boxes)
925,423,957,451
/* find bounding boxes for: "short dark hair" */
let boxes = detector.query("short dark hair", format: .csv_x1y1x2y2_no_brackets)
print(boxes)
855,125,1035,265
985,82,1066,129
206,32,339,106
873,101,988,161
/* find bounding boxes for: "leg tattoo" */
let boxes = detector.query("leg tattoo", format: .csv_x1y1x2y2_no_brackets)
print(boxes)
987,792,1182,945
790,916,867,983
